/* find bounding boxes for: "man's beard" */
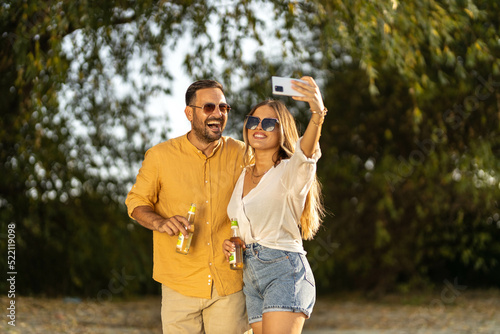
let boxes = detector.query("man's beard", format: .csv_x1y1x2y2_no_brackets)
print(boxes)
191,115,225,144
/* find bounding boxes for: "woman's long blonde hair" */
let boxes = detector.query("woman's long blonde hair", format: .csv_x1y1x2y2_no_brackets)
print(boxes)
243,100,325,240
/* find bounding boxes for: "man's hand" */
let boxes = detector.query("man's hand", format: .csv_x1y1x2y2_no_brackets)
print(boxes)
155,215,190,236
131,206,190,236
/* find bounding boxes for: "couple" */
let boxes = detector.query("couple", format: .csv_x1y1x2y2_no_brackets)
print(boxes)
125,77,326,334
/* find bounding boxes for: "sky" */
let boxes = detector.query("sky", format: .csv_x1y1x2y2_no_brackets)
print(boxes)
147,67,192,140
147,1,281,140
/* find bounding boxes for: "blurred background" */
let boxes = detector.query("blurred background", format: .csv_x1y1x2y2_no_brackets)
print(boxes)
1,0,500,306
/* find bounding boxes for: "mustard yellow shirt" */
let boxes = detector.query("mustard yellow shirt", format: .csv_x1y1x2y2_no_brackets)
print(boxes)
125,134,246,298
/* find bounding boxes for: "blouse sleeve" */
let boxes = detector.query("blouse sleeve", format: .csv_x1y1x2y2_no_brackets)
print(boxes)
281,137,322,196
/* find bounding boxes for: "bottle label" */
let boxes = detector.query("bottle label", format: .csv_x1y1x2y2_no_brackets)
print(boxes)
176,233,184,248
229,251,236,264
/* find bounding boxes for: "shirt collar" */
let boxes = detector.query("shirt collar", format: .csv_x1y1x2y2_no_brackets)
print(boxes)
183,132,223,159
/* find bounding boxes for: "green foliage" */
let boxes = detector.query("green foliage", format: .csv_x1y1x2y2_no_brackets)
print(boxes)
221,0,500,293
0,0,183,296
308,58,500,293
1,0,499,296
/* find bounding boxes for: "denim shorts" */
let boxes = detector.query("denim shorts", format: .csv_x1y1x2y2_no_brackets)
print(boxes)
242,243,316,324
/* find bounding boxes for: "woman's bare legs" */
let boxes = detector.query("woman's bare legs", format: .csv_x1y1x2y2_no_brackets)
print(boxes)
251,311,306,334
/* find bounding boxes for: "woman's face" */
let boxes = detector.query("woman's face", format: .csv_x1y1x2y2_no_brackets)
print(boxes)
247,105,280,152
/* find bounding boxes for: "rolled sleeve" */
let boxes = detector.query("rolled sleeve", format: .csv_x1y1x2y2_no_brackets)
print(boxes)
125,148,160,218
295,137,322,164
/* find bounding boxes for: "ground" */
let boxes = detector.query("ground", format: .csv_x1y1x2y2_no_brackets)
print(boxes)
1,289,499,333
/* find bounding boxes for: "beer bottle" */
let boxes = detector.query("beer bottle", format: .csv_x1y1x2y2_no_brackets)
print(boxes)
229,218,244,270
176,203,196,255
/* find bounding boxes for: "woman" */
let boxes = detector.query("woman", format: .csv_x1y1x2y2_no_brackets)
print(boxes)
224,76,326,334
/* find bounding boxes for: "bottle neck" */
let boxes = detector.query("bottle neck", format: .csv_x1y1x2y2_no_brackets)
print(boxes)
231,227,240,237
187,212,195,223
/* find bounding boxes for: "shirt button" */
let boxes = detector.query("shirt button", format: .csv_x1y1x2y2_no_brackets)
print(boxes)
209,263,212,266
206,221,209,224
208,275,211,278
205,200,208,203
207,243,210,246
205,180,208,183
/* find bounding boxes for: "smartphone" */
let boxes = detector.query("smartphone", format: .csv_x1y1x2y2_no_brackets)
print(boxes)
271,76,306,97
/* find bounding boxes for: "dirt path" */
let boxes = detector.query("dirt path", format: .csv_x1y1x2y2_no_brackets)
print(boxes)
2,290,499,333
304,290,500,334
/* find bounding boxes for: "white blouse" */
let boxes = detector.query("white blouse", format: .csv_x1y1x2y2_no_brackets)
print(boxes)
227,137,321,254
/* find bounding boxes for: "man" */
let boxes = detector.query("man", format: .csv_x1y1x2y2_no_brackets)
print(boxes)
125,80,249,333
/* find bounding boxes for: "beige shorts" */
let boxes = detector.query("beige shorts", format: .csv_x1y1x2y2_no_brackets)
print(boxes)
161,284,250,334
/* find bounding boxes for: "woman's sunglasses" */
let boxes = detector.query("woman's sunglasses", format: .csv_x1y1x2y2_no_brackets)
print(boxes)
189,103,231,114
245,115,279,132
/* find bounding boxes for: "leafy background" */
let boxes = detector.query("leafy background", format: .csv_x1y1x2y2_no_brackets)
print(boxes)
1,0,499,298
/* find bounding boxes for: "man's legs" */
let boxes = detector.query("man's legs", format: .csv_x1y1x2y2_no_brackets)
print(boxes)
161,284,204,334
202,286,250,334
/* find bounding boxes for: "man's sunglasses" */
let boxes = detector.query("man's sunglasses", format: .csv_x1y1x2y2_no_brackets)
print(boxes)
245,115,280,132
189,103,231,114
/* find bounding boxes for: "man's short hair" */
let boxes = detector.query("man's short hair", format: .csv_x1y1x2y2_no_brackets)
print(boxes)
185,80,224,106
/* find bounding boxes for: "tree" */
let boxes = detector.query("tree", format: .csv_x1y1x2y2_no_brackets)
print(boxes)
292,0,500,293
0,0,218,296
214,0,500,292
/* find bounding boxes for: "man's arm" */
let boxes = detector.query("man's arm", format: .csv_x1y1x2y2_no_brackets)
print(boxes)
131,205,190,236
